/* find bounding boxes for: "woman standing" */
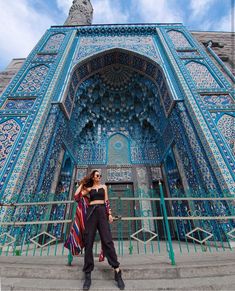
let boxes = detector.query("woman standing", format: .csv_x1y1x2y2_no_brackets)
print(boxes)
74,170,125,291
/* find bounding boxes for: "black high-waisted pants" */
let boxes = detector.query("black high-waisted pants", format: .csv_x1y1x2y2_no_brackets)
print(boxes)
83,204,120,273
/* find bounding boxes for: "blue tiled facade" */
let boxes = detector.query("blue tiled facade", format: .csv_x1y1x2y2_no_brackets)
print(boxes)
0,24,234,227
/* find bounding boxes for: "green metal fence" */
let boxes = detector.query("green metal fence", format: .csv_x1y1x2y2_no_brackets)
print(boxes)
0,184,234,266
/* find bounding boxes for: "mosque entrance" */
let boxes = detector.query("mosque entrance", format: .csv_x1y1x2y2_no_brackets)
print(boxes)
56,49,192,244
64,50,171,173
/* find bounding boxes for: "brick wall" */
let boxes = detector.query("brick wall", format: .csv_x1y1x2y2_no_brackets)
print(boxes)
192,31,235,81
0,59,25,96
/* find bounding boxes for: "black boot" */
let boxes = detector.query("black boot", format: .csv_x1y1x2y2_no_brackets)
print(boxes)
114,269,125,290
83,272,91,290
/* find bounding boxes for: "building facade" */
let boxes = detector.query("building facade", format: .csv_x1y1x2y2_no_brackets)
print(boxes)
0,1,234,229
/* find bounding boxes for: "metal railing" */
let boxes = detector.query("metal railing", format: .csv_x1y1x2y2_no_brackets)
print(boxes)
0,185,234,266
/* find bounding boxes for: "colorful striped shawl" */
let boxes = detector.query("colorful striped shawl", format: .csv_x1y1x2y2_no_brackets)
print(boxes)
64,191,89,256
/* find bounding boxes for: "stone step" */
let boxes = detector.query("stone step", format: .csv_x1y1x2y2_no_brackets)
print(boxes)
2,276,235,291
1,252,235,291
1,256,235,280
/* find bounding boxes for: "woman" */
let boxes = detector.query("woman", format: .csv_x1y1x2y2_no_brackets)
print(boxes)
75,170,125,291
64,181,105,264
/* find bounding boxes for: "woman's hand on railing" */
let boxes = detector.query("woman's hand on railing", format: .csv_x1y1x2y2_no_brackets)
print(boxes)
108,214,114,223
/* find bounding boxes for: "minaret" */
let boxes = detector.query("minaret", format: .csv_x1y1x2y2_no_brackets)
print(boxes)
64,0,93,26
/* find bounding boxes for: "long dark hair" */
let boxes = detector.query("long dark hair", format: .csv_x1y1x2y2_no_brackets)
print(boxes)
79,169,99,188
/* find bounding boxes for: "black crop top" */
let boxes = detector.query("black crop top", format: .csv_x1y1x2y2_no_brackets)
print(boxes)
89,187,105,201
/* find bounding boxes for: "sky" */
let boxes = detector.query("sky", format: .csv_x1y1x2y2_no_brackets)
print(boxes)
0,0,234,71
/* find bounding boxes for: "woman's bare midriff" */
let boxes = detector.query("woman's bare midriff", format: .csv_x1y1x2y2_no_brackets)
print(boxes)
89,200,105,205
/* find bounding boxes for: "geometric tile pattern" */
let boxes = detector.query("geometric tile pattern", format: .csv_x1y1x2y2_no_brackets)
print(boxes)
0,29,75,198
0,115,28,193
168,30,191,48
76,168,88,182
77,143,106,165
201,94,234,107
3,99,35,110
0,119,21,172
177,50,200,58
106,167,132,182
176,103,217,189
67,66,165,165
131,144,159,163
16,65,49,93
0,23,234,230
34,54,57,63
163,145,193,239
171,137,198,190
185,62,220,89
20,109,58,198
42,33,65,53
40,119,65,195
108,133,130,164
156,71,175,115
217,114,235,155
76,35,160,63
64,49,174,118
160,25,234,192
150,167,162,181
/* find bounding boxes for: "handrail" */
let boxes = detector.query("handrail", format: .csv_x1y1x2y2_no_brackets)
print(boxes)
0,191,234,261
0,196,234,207
0,215,235,226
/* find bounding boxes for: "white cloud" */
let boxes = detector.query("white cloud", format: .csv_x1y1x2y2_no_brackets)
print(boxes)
192,2,234,32
0,0,233,71
190,0,216,18
0,0,130,70
56,0,129,24
92,0,129,24
133,0,183,23
56,0,72,13
0,0,56,70
216,6,235,31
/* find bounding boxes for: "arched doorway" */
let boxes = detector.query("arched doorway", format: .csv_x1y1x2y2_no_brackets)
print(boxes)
54,49,181,239
63,49,171,168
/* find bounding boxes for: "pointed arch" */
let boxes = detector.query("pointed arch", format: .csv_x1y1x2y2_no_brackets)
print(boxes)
107,133,131,165
16,64,49,93
41,33,66,53
61,48,175,118
75,34,160,63
0,119,21,171
217,114,235,155
167,30,192,49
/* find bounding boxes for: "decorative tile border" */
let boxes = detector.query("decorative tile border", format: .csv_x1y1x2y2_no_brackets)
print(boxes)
157,27,235,192
2,30,77,198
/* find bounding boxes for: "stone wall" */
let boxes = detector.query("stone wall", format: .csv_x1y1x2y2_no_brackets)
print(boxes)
0,58,25,96
192,31,234,80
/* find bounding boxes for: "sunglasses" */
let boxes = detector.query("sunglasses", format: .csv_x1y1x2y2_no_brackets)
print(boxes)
95,174,102,178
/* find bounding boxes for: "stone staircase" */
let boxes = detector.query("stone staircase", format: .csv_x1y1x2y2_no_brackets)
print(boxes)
1,252,235,290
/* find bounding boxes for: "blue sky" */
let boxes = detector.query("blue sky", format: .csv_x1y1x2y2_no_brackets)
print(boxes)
0,0,234,71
